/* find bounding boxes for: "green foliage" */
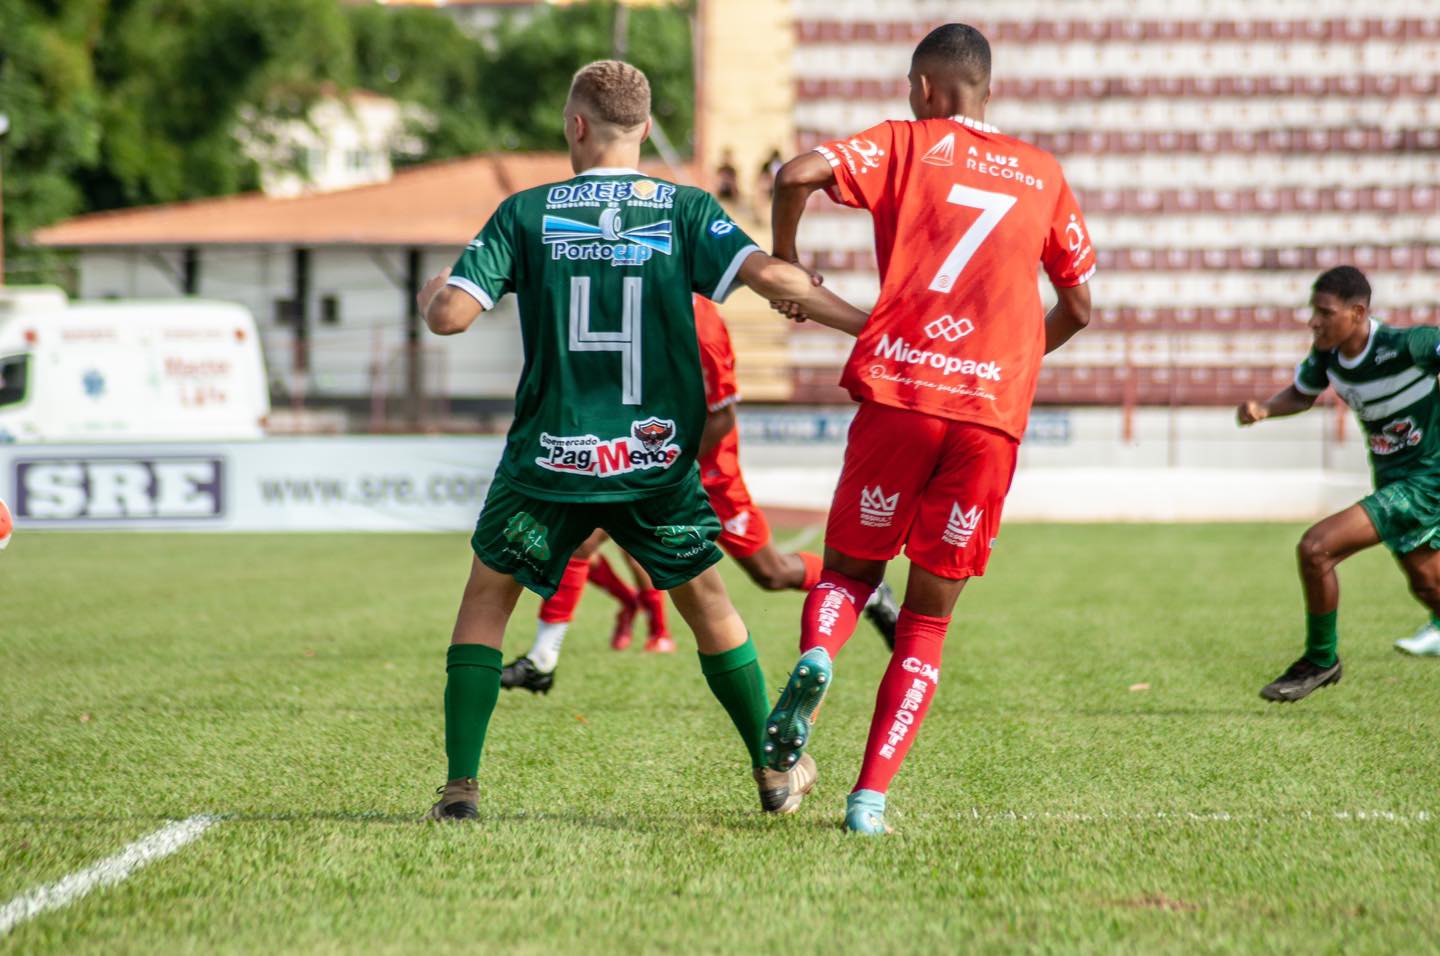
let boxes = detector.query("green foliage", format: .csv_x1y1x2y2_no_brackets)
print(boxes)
0,0,695,285
475,1,695,155
346,0,695,164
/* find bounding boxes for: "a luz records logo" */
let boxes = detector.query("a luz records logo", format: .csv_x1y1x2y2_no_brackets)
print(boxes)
922,133,955,167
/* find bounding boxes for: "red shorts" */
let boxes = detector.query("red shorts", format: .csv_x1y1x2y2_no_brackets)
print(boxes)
826,402,1018,580
704,474,772,559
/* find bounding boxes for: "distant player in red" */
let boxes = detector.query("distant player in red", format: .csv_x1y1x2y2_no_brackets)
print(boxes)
500,295,898,694
762,23,1096,834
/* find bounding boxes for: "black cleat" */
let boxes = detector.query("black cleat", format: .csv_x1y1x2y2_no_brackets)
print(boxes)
1260,657,1342,703
500,656,554,695
864,581,899,651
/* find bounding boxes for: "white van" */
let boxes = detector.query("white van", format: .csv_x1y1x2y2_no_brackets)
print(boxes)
0,287,270,442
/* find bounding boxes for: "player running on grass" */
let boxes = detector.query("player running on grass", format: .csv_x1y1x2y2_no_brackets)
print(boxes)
416,60,869,822
762,24,1095,834
1240,266,1440,701
499,296,900,695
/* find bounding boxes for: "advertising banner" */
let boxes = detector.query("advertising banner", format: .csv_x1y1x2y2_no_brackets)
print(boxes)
0,438,504,532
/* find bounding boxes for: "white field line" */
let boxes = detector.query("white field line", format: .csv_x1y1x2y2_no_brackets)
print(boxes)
775,525,823,553
963,809,1434,823
0,815,221,937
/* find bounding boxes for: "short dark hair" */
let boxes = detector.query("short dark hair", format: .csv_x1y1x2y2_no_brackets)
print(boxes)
1312,266,1371,305
911,23,991,87
569,60,651,128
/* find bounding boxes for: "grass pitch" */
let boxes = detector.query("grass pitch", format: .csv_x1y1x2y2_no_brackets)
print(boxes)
2,525,1438,953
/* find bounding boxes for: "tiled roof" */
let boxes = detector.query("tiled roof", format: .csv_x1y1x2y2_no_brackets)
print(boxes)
33,153,695,248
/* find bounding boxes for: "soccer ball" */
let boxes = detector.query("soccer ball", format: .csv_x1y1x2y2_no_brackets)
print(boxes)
0,497,11,550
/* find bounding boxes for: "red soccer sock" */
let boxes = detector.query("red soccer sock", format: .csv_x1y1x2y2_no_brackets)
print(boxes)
798,570,876,658
637,588,670,638
588,554,638,608
798,552,824,591
853,609,950,795
539,557,591,624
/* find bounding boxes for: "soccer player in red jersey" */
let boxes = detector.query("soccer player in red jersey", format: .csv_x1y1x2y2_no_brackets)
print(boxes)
763,24,1096,834
499,295,898,694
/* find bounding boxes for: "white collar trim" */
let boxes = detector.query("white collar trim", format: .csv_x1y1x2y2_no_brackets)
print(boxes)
577,166,642,177
1336,318,1379,369
950,114,1000,134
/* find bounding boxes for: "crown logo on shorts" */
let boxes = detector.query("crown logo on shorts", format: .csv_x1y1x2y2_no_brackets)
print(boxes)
943,503,983,548
860,485,899,528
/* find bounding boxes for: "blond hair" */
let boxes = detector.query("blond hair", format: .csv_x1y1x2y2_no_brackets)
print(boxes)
568,60,651,129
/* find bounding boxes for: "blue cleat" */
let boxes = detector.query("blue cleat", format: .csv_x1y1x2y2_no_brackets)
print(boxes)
763,647,833,773
845,789,893,835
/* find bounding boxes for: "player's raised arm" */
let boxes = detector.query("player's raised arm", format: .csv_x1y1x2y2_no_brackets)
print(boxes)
1237,385,1319,426
771,151,836,264
737,252,867,337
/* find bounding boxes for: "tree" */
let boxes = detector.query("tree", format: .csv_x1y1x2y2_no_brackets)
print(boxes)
478,1,694,156
0,0,105,283
1,0,697,285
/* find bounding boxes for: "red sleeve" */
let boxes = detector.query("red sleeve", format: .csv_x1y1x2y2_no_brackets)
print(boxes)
813,121,898,211
694,297,739,411
1041,175,1097,288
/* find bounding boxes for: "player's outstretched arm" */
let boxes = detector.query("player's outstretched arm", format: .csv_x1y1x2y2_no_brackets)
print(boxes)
737,252,867,336
1237,386,1318,426
771,152,836,264
419,268,485,336
1044,283,1092,354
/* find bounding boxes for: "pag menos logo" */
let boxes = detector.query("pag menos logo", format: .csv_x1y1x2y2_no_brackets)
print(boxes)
13,457,224,521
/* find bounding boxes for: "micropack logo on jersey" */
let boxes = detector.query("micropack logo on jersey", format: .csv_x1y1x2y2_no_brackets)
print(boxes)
537,418,681,478
546,178,676,210
873,334,1003,381
542,209,673,267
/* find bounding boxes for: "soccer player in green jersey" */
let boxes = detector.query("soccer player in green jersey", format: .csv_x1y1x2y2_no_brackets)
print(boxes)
1240,266,1440,703
415,61,868,821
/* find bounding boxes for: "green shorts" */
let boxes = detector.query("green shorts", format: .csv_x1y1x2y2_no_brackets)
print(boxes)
471,471,724,598
1360,472,1440,555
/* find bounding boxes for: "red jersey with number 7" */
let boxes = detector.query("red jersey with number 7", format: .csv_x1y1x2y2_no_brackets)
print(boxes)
815,116,1096,440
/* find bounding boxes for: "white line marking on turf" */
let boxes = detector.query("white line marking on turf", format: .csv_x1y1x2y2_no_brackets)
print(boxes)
0,815,220,937
963,809,1433,823
776,525,822,553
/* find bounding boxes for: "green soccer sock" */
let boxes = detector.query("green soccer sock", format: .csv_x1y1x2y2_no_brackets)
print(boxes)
699,636,771,769
443,644,503,781
1303,610,1339,668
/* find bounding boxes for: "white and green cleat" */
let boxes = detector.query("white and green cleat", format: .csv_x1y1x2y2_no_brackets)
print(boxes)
763,647,833,773
845,789,893,835
1395,621,1440,656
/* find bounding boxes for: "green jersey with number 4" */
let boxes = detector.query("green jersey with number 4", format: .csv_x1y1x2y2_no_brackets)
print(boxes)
448,169,759,502
1295,320,1440,487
